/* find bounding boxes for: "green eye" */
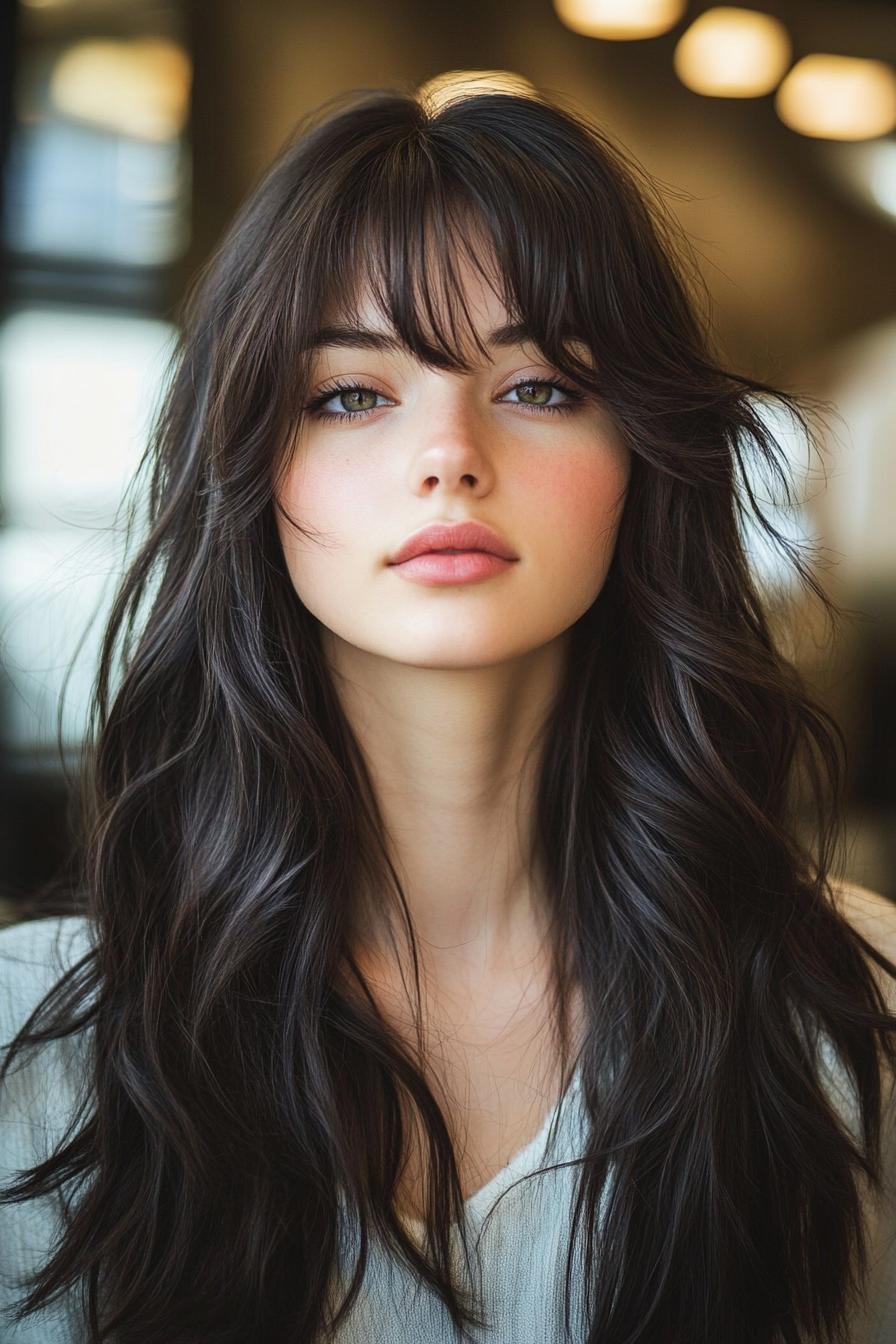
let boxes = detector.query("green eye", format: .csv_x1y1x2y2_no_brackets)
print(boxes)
511,382,555,406
305,375,585,422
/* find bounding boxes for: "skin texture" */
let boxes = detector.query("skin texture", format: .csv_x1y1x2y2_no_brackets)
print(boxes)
274,250,631,999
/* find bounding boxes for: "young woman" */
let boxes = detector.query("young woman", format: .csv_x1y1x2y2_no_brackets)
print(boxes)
1,83,895,1344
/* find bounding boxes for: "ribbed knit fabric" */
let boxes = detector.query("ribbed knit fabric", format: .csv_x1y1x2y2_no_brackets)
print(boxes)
2,915,895,1343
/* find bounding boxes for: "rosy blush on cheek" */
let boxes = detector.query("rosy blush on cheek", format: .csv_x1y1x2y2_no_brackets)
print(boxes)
532,446,629,548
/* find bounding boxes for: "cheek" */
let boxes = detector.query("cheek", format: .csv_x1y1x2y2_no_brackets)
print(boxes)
275,454,383,595
280,451,384,532
530,441,630,570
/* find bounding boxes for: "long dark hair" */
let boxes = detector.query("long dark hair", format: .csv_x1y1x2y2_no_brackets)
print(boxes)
2,82,895,1344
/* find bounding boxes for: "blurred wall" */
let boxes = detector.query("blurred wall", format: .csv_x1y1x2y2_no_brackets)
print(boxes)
2,0,894,918
186,0,896,381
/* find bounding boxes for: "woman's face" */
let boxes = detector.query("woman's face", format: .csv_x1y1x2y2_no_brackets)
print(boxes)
274,253,631,671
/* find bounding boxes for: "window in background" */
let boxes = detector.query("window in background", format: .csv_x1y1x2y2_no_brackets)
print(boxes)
1,0,189,766
0,305,174,753
7,16,190,284
0,0,190,916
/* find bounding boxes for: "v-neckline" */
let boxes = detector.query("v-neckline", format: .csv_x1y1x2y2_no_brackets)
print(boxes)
399,1059,583,1230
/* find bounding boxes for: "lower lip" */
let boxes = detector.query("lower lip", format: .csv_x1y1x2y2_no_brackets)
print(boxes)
389,551,517,585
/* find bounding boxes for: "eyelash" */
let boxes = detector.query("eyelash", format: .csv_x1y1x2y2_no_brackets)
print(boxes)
304,377,585,422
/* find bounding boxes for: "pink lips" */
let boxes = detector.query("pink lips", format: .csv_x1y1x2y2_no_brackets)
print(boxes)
389,519,517,567
391,551,515,585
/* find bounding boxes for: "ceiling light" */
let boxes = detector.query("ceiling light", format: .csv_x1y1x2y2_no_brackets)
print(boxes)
776,55,896,140
553,0,686,41
673,7,792,98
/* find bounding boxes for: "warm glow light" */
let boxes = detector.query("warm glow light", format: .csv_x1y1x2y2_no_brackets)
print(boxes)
673,7,791,98
553,0,686,40
776,55,896,140
49,38,191,142
416,70,539,115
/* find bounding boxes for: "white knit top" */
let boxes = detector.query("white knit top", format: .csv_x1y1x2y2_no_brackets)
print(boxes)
2,915,896,1344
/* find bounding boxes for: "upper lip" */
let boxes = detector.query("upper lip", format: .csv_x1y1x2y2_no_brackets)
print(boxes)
389,520,518,565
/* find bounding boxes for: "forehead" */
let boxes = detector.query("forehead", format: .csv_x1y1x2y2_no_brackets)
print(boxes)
305,317,594,376
317,246,512,351
352,242,504,321
305,319,545,363
306,218,594,370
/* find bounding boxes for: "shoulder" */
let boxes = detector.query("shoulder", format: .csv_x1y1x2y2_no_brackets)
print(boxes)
826,877,896,1011
1,915,95,1153
1,915,95,1065
0,918,96,1334
805,875,896,1048
0,912,93,962
0,913,94,970
828,875,896,928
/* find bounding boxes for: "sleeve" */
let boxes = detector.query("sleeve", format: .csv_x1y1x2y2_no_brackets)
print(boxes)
0,916,92,1343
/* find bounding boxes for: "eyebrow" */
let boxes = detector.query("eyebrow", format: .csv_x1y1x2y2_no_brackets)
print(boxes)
303,321,537,354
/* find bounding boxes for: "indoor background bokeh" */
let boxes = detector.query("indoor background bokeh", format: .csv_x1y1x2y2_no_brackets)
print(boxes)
1,0,894,925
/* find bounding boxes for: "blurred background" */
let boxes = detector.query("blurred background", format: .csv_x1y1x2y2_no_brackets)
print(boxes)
0,0,894,926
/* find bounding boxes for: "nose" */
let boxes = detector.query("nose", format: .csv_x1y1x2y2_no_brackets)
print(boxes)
405,384,493,490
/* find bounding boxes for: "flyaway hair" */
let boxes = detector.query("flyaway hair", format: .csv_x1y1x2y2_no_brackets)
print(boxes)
2,82,896,1344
